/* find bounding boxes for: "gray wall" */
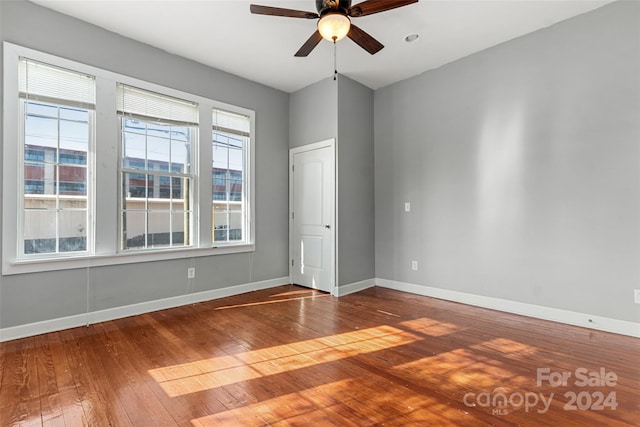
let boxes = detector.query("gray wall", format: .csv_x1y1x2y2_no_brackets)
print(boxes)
0,0,290,328
289,77,337,148
337,76,375,286
0,0,4,327
374,0,640,322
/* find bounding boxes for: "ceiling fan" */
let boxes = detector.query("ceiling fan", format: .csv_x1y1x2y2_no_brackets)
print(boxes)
250,0,419,57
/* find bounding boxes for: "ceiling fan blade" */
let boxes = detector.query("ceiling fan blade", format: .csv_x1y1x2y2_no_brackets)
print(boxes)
250,4,318,19
347,23,384,55
348,0,418,17
295,30,324,57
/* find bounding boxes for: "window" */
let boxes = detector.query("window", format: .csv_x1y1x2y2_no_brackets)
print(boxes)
3,43,255,275
117,85,198,251
212,109,250,244
19,59,95,256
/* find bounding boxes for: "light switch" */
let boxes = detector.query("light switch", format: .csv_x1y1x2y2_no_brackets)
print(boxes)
404,202,411,212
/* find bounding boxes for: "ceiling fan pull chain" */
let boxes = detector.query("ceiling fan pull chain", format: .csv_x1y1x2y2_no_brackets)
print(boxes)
333,37,338,81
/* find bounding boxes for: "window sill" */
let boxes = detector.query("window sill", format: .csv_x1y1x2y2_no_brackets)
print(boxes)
2,244,255,276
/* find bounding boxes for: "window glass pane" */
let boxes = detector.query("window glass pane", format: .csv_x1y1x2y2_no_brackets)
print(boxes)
147,121,171,139
122,210,146,249
24,181,45,197
159,163,171,174
59,151,87,165
123,132,146,169
172,211,189,246
60,106,88,122
24,162,45,193
212,139,229,170
59,209,87,252
26,102,57,118
148,211,170,248
59,120,88,155
172,177,185,200
228,143,244,172
24,210,57,254
61,197,87,210
25,197,56,210
229,210,243,241
212,170,226,201
123,172,150,199
147,135,170,166
25,148,45,162
230,171,243,202
213,205,228,242
35,163,58,197
171,139,190,173
59,166,87,196
124,118,146,135
25,114,58,151
59,182,86,196
158,176,171,199
171,126,190,143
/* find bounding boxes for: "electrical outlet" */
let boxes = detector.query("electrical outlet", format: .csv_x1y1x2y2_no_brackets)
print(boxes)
404,202,411,212
187,267,196,279
411,260,418,271
634,289,640,304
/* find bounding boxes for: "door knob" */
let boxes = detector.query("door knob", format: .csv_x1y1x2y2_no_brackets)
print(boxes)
325,224,331,229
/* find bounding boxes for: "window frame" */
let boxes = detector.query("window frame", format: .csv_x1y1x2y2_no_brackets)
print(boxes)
19,99,95,258
2,42,255,275
212,109,252,246
117,87,199,252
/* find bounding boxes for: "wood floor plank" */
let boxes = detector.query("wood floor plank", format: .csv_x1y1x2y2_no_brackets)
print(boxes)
0,337,43,426
58,327,133,427
1,285,639,426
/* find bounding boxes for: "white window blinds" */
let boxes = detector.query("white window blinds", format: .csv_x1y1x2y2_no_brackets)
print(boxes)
213,109,250,137
117,84,199,126
19,57,96,109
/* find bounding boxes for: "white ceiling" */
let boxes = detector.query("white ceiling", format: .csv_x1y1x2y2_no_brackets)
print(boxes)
30,0,615,93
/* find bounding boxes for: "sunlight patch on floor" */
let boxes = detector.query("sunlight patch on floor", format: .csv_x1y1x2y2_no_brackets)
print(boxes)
213,293,330,310
150,324,421,397
393,338,537,392
189,376,454,426
269,289,321,298
399,317,465,337
470,337,539,362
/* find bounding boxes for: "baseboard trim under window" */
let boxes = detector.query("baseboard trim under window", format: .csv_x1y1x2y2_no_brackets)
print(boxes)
0,276,288,342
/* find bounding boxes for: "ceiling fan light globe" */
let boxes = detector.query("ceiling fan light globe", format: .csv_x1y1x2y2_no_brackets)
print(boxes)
317,13,351,42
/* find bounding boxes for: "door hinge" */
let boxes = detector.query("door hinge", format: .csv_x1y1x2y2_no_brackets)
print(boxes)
291,212,294,220
291,259,294,267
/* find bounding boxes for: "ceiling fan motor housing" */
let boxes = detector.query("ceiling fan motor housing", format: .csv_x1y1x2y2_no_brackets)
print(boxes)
316,0,351,16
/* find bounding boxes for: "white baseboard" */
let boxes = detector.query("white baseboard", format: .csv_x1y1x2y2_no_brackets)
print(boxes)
376,278,640,338
0,277,288,342
4,277,636,342
335,278,375,297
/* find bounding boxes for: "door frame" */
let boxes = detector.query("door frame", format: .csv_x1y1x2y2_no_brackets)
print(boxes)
289,139,337,296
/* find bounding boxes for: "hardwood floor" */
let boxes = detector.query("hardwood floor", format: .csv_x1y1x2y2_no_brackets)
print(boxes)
1,285,638,426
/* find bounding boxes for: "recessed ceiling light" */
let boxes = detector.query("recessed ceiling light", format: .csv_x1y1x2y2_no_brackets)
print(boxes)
405,34,420,43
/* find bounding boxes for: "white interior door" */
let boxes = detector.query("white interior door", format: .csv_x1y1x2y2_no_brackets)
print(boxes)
290,141,335,293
